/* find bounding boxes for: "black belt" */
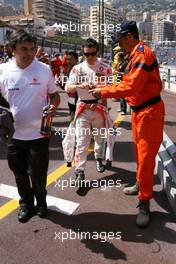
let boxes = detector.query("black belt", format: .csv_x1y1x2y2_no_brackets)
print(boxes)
131,95,161,112
81,99,98,104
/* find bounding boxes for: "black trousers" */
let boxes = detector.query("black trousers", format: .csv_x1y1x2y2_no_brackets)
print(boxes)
120,98,127,113
8,138,49,208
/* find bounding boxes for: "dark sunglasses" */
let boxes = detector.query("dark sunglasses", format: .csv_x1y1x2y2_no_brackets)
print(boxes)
84,52,97,57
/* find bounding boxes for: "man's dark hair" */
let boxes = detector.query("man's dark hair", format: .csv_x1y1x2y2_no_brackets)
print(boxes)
130,30,139,40
68,51,78,61
9,29,37,49
84,38,99,51
118,51,125,60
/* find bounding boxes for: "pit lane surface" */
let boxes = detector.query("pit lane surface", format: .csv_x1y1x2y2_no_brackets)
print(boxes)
0,89,176,264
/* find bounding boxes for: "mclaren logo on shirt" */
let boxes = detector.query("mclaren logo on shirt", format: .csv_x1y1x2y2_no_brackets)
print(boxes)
7,77,20,91
29,78,40,85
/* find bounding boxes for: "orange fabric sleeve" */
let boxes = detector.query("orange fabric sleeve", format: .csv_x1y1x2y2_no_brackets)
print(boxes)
100,53,149,99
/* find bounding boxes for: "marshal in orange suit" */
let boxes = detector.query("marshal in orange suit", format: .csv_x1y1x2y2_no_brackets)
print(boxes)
90,21,165,227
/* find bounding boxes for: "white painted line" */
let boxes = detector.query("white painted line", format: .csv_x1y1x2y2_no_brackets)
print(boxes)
0,184,79,215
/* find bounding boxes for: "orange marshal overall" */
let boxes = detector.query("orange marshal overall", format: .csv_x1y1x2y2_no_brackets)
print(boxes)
100,41,165,201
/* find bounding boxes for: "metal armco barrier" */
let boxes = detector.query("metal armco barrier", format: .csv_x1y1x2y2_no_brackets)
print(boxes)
156,132,176,214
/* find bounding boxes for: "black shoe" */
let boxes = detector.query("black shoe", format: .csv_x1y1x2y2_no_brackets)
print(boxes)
136,200,150,227
96,158,105,173
18,206,33,223
67,162,72,167
36,206,47,218
75,170,85,188
106,159,112,167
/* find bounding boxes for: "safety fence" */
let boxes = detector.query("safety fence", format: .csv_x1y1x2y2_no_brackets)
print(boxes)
156,132,176,215
160,66,176,94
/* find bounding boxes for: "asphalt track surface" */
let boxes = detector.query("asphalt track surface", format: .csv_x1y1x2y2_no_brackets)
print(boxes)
0,89,176,264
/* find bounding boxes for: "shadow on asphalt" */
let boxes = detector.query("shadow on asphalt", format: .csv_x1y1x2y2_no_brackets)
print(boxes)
154,189,174,214
164,121,176,127
51,131,136,162
45,166,176,260
0,139,136,164
75,169,174,215
119,120,132,130
45,210,176,260
87,141,136,163
52,121,70,128
55,111,70,118
76,167,136,196
56,107,69,111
